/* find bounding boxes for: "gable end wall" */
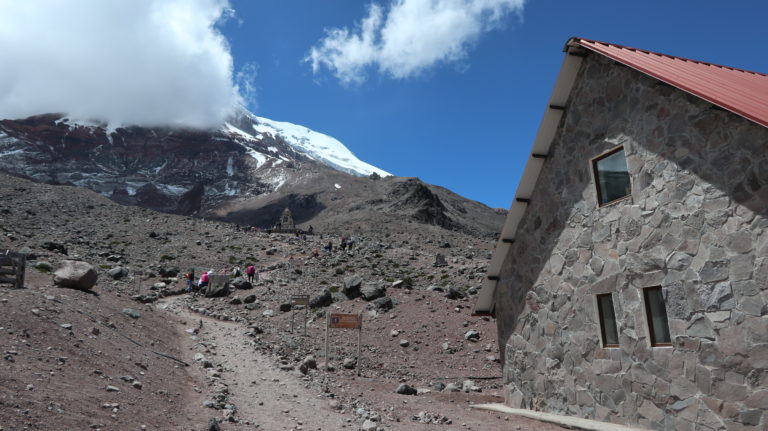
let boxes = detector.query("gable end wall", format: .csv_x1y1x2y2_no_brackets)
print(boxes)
495,53,768,430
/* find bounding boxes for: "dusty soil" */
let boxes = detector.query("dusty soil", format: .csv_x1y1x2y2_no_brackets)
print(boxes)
0,269,206,430
0,174,567,430
163,295,566,430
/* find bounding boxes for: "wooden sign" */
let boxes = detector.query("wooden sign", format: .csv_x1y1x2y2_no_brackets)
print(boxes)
329,313,362,329
0,250,25,288
291,295,310,335
325,312,364,375
291,295,310,306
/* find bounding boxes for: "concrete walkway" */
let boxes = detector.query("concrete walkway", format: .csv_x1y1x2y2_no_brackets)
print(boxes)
471,404,650,431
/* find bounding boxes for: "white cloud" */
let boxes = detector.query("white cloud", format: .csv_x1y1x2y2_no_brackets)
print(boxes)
306,0,525,84
0,0,245,128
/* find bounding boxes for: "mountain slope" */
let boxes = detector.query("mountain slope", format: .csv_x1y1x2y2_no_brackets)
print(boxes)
0,110,504,237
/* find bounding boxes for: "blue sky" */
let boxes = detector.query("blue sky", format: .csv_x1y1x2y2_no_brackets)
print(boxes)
217,0,768,209
2,1,764,209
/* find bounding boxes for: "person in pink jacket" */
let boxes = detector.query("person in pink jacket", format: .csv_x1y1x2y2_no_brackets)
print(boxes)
198,271,209,290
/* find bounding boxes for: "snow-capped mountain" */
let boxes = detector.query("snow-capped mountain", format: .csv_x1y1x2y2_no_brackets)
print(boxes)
226,110,390,178
223,108,390,178
0,109,504,236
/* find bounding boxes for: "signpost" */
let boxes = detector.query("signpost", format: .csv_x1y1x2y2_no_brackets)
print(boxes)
290,294,310,335
325,313,363,375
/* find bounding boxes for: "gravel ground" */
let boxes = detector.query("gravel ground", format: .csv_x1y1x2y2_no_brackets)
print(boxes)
0,174,567,430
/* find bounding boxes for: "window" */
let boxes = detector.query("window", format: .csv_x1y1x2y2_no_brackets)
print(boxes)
592,146,631,205
643,287,671,346
596,293,619,347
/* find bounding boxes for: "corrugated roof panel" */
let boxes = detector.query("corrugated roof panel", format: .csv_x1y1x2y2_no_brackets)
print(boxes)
574,38,768,128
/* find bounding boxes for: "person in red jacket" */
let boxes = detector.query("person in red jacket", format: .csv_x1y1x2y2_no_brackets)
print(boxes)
246,264,256,283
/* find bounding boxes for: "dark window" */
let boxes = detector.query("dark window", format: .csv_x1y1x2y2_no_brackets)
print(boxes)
596,293,619,347
643,287,671,346
592,147,631,205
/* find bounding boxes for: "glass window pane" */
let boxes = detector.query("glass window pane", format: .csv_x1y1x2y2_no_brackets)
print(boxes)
595,148,631,204
645,287,671,345
598,294,619,346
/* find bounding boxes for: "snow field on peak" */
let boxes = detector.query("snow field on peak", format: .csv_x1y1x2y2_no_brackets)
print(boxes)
223,123,267,168
251,116,391,178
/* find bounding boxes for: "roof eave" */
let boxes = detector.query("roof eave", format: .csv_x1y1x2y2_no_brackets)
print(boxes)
472,46,585,315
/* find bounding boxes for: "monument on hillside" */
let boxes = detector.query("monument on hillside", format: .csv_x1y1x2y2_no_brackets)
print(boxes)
274,208,295,232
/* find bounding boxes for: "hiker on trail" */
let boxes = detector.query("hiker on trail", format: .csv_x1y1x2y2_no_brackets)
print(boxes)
232,266,242,277
312,248,319,258
185,269,195,293
340,236,347,250
246,264,256,283
198,271,209,290
325,241,333,252
308,225,314,234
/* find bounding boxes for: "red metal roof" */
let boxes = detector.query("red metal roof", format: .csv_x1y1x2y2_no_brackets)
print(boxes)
571,38,768,128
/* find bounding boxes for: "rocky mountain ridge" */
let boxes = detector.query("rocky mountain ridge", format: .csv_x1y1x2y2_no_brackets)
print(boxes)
0,111,504,237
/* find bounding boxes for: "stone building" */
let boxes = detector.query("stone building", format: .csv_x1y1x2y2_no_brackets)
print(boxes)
275,207,295,231
474,38,768,430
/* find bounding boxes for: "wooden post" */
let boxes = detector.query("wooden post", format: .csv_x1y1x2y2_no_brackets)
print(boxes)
16,253,25,288
324,312,330,370
357,313,362,376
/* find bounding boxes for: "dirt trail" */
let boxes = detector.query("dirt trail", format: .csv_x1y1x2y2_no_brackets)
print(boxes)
165,298,348,430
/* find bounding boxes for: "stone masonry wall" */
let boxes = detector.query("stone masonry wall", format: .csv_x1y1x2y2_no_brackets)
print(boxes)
494,54,768,430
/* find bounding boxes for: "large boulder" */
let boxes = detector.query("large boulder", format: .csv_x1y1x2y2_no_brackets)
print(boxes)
203,283,229,298
444,286,466,300
310,289,333,308
42,241,68,255
53,260,97,290
360,282,385,301
371,296,394,311
229,277,252,290
343,275,363,299
158,266,180,277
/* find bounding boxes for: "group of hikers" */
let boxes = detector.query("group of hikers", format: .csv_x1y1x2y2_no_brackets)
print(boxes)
183,264,259,294
181,228,358,295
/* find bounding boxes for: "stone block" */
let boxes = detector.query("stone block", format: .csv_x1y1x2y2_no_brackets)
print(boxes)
725,231,753,254
638,399,665,423
738,409,762,426
670,376,699,399
743,317,768,344
717,325,747,357
739,296,763,316
507,387,524,408
745,390,768,409
732,280,759,298
754,257,768,286
747,344,768,368
666,251,693,271
700,260,729,283
695,365,713,395
688,315,716,339
729,254,754,282
713,380,747,402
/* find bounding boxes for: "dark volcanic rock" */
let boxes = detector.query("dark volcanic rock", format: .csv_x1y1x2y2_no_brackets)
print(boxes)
343,275,363,299
229,277,252,290
360,282,385,301
310,289,333,308
203,283,229,298
388,178,457,229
